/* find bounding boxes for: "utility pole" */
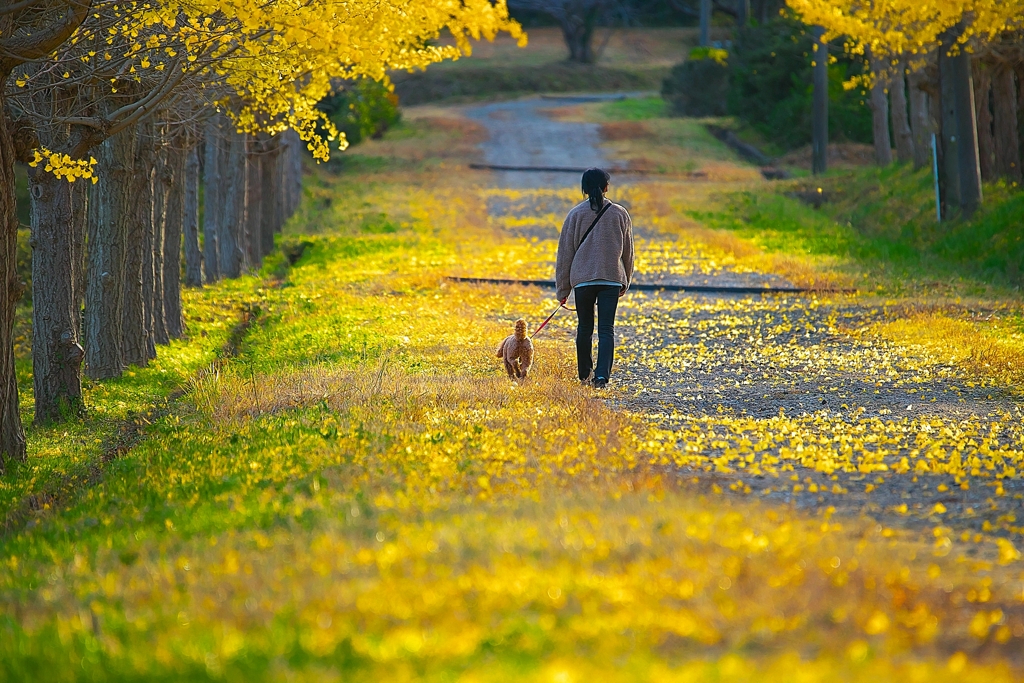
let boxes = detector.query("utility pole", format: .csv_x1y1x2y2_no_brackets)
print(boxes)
812,27,829,175
938,30,961,215
700,0,711,47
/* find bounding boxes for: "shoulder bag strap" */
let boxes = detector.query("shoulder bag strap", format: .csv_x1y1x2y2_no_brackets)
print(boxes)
576,201,612,251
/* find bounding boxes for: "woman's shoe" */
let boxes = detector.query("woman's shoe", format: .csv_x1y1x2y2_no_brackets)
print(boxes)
592,377,609,388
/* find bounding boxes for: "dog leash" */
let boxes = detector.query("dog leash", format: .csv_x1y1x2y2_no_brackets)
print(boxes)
531,301,573,339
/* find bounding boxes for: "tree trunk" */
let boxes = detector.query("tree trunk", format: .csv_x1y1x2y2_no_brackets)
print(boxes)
736,0,749,26
163,142,185,338
85,124,136,380
26,78,84,424
202,117,222,283
869,56,893,166
275,139,287,234
756,0,768,23
890,62,915,164
71,179,86,336
282,129,303,219
938,39,961,214
973,59,996,182
259,138,280,257
908,70,933,170
121,123,152,368
699,0,711,47
0,104,26,467
184,142,203,287
151,143,169,347
29,168,84,423
219,127,245,278
559,4,599,64
246,136,264,267
952,47,983,218
992,64,1022,183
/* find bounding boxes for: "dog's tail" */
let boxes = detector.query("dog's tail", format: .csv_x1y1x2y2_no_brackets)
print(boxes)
495,338,505,358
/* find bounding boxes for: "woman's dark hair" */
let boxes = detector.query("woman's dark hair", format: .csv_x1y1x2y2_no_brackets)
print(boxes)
581,167,610,211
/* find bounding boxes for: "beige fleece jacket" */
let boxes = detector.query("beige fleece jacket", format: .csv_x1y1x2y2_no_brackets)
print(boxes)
555,200,634,301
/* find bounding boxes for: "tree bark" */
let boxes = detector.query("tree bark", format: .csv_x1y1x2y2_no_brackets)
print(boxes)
908,70,933,170
163,141,185,338
952,47,983,218
244,134,261,268
150,143,169,347
85,124,136,380
282,129,303,219
973,59,996,182
0,104,26,467
992,64,1022,183
184,142,203,287
202,117,222,283
275,139,287,234
29,168,84,423
71,178,86,336
890,62,915,164
121,122,152,368
219,127,245,279
259,137,280,257
868,55,893,166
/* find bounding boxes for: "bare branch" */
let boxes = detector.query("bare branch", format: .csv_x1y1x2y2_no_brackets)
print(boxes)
0,0,92,72
0,0,47,17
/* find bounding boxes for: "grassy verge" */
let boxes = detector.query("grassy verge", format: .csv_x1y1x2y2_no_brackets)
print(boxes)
3,262,291,535
695,158,1024,405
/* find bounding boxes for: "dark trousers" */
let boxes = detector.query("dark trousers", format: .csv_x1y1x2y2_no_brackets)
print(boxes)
574,285,619,381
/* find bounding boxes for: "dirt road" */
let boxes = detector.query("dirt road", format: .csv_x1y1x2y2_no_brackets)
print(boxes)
465,95,615,188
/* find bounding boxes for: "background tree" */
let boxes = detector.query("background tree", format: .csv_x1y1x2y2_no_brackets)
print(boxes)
787,0,1024,217
0,0,92,468
507,0,620,63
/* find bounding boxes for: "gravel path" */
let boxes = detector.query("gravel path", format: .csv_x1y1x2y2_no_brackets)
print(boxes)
470,95,1024,544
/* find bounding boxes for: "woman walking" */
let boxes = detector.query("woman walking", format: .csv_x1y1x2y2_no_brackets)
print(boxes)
555,168,634,388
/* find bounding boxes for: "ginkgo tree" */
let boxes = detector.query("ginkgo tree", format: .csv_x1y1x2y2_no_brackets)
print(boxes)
785,0,1022,58
785,0,1024,217
0,0,524,470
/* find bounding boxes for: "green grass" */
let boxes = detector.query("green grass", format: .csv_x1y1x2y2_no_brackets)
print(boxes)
693,163,1024,296
1,275,270,533
599,96,668,120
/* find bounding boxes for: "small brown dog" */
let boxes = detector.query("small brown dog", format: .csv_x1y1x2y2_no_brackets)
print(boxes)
496,318,534,380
